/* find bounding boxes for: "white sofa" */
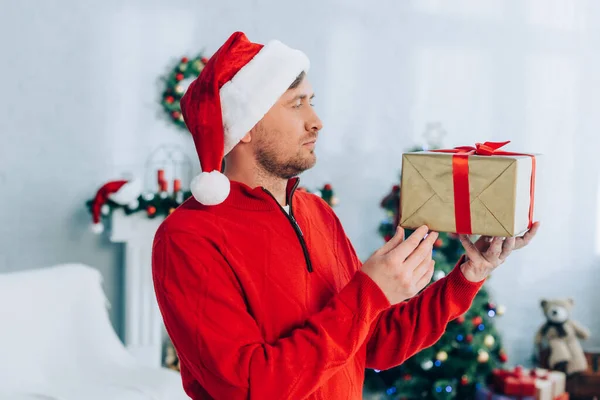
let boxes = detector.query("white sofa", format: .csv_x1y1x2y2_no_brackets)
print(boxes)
0,263,189,400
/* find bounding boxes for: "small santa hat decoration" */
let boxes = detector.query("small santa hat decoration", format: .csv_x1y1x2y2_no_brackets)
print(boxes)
90,179,143,234
180,31,310,205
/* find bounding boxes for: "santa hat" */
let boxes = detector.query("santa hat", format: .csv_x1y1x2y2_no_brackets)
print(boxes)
180,31,310,205
90,179,143,234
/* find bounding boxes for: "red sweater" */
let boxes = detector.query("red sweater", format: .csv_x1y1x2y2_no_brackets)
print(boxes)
151,177,484,399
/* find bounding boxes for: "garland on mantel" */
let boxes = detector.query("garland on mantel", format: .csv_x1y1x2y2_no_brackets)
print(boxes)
86,182,339,232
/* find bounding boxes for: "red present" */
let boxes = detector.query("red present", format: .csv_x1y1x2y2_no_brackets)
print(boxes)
492,366,537,397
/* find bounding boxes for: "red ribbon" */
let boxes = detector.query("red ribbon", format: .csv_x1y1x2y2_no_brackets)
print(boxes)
431,141,536,235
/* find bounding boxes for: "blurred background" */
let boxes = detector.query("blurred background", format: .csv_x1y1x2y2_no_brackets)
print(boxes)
1,0,599,399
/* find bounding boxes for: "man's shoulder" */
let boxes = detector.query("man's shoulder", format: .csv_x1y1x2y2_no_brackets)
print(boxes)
154,198,224,242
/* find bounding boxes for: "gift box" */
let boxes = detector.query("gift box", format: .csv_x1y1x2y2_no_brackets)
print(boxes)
585,349,600,374
475,385,535,400
526,368,566,399
399,141,539,237
492,367,537,397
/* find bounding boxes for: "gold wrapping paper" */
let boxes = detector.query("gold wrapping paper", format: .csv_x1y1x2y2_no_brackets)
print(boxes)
399,151,537,237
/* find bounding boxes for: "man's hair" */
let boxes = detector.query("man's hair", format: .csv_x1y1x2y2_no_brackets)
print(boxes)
288,71,305,90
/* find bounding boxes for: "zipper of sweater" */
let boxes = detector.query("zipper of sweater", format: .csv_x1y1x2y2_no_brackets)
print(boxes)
262,187,314,273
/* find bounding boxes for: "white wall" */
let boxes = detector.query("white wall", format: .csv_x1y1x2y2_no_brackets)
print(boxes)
2,0,599,366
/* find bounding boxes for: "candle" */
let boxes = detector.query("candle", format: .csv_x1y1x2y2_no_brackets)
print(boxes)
157,169,165,185
173,179,181,192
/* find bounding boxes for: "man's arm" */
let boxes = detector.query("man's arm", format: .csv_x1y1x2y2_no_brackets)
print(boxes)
329,209,483,371
152,229,390,400
364,256,484,370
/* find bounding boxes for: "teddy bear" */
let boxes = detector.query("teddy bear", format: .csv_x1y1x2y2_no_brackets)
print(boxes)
535,298,591,375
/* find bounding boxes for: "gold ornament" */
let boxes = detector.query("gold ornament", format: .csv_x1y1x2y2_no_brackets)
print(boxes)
169,207,176,214
175,85,184,94
477,350,490,363
484,334,495,347
436,351,448,362
496,305,506,316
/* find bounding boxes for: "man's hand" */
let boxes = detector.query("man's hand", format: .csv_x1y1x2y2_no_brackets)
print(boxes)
361,225,439,305
458,221,541,282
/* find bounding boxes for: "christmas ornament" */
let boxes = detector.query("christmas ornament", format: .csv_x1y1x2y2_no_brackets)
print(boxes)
142,192,155,201
436,351,448,362
477,350,489,363
499,350,508,363
160,53,209,130
421,360,434,371
147,206,157,217
434,238,443,248
472,316,483,326
496,304,506,316
460,375,469,385
466,334,473,343
433,270,446,281
457,315,466,324
484,334,495,347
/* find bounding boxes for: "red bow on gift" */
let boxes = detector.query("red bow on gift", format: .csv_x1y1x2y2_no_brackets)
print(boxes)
431,141,536,235
492,366,537,397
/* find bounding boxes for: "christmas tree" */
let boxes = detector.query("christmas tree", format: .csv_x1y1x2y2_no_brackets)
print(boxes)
364,144,509,400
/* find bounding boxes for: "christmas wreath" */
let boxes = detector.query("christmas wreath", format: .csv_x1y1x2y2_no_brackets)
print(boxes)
160,54,209,130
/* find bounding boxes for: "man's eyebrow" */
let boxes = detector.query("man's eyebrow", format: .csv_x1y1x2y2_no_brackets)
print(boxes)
289,94,316,102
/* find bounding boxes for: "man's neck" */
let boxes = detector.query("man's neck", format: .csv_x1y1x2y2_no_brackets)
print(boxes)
224,164,288,206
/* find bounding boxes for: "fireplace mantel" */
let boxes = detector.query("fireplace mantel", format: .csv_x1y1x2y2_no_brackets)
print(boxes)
109,209,164,368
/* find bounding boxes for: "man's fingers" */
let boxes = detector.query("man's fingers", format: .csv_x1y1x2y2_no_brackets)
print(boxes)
499,237,516,260
484,237,504,260
416,259,435,289
458,234,483,262
515,221,540,250
404,231,439,269
388,225,429,259
376,225,405,256
413,253,433,279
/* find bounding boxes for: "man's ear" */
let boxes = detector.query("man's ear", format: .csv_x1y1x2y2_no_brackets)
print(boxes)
239,131,252,143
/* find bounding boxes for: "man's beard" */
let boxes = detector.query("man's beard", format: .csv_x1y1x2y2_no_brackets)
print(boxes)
255,137,317,180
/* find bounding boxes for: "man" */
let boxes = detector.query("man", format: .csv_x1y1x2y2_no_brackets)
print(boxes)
152,31,539,399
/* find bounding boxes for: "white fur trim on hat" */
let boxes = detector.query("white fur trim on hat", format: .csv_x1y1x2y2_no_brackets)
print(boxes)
108,179,143,205
190,170,231,206
220,40,310,156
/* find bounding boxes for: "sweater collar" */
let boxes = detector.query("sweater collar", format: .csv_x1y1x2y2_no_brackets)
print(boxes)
221,176,301,211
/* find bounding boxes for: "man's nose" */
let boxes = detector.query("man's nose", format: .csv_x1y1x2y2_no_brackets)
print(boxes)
306,108,323,133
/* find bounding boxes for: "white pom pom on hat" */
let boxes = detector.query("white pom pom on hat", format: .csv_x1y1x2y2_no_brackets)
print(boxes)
180,31,310,206
190,170,231,206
